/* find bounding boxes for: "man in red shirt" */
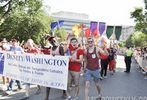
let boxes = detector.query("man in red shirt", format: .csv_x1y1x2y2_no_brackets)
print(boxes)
66,37,83,100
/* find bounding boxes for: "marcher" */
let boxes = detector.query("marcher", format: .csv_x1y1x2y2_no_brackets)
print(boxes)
99,44,109,79
0,39,9,96
84,37,102,100
22,39,41,99
44,36,66,100
108,47,117,74
7,39,24,91
66,37,84,100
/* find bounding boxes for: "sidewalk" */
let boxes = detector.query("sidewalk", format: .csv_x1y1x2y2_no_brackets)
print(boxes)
135,55,147,73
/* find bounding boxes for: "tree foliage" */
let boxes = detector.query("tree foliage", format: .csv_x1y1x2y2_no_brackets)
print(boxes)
0,0,52,44
131,0,147,34
54,27,67,42
126,32,147,47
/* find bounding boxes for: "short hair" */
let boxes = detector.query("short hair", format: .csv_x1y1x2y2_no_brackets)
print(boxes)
87,36,94,42
70,37,78,42
48,36,55,42
11,39,17,42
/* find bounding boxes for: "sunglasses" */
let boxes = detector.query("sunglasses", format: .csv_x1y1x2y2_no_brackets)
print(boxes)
88,41,93,43
71,40,77,44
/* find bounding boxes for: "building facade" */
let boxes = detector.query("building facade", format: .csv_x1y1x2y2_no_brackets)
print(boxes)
51,11,91,33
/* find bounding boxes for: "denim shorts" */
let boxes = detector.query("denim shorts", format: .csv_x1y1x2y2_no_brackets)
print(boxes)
85,68,100,82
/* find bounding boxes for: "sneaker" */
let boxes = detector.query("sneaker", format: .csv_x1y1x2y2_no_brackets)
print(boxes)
110,71,114,75
99,76,103,80
103,76,108,78
62,93,67,99
96,94,102,100
2,91,9,97
113,70,115,73
20,96,29,100
66,96,72,100
80,73,84,76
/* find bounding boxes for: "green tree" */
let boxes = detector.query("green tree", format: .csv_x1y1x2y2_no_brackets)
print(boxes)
131,0,147,34
0,0,52,44
126,32,147,47
54,27,67,42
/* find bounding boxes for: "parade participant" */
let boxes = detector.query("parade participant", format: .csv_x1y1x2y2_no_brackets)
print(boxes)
108,46,117,74
62,41,70,56
84,37,102,100
124,46,133,73
22,39,41,99
44,36,66,100
99,44,109,79
8,39,24,91
66,37,84,100
1,39,9,86
41,43,51,55
0,39,9,96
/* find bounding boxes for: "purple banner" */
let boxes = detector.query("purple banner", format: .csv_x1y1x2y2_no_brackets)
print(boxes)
99,22,106,35
90,21,98,33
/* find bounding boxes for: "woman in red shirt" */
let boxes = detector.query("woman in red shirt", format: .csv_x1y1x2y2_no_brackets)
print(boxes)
99,45,109,79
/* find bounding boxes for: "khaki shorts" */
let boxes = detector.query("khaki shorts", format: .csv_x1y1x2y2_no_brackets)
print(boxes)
68,71,80,87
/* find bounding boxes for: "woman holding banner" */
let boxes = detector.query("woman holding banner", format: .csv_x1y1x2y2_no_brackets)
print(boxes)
22,39,41,99
99,44,109,79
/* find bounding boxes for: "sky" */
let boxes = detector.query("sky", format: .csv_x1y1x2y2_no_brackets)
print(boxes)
43,0,145,26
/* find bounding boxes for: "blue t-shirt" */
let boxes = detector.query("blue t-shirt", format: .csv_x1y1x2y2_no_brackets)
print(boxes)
65,48,70,56
9,46,24,52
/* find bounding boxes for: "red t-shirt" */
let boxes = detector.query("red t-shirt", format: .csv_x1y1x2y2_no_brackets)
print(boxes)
99,52,108,60
69,43,74,52
27,48,39,53
69,49,84,72
41,48,50,55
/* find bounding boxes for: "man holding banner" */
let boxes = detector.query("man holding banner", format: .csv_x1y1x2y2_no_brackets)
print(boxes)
7,39,24,91
44,36,66,100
